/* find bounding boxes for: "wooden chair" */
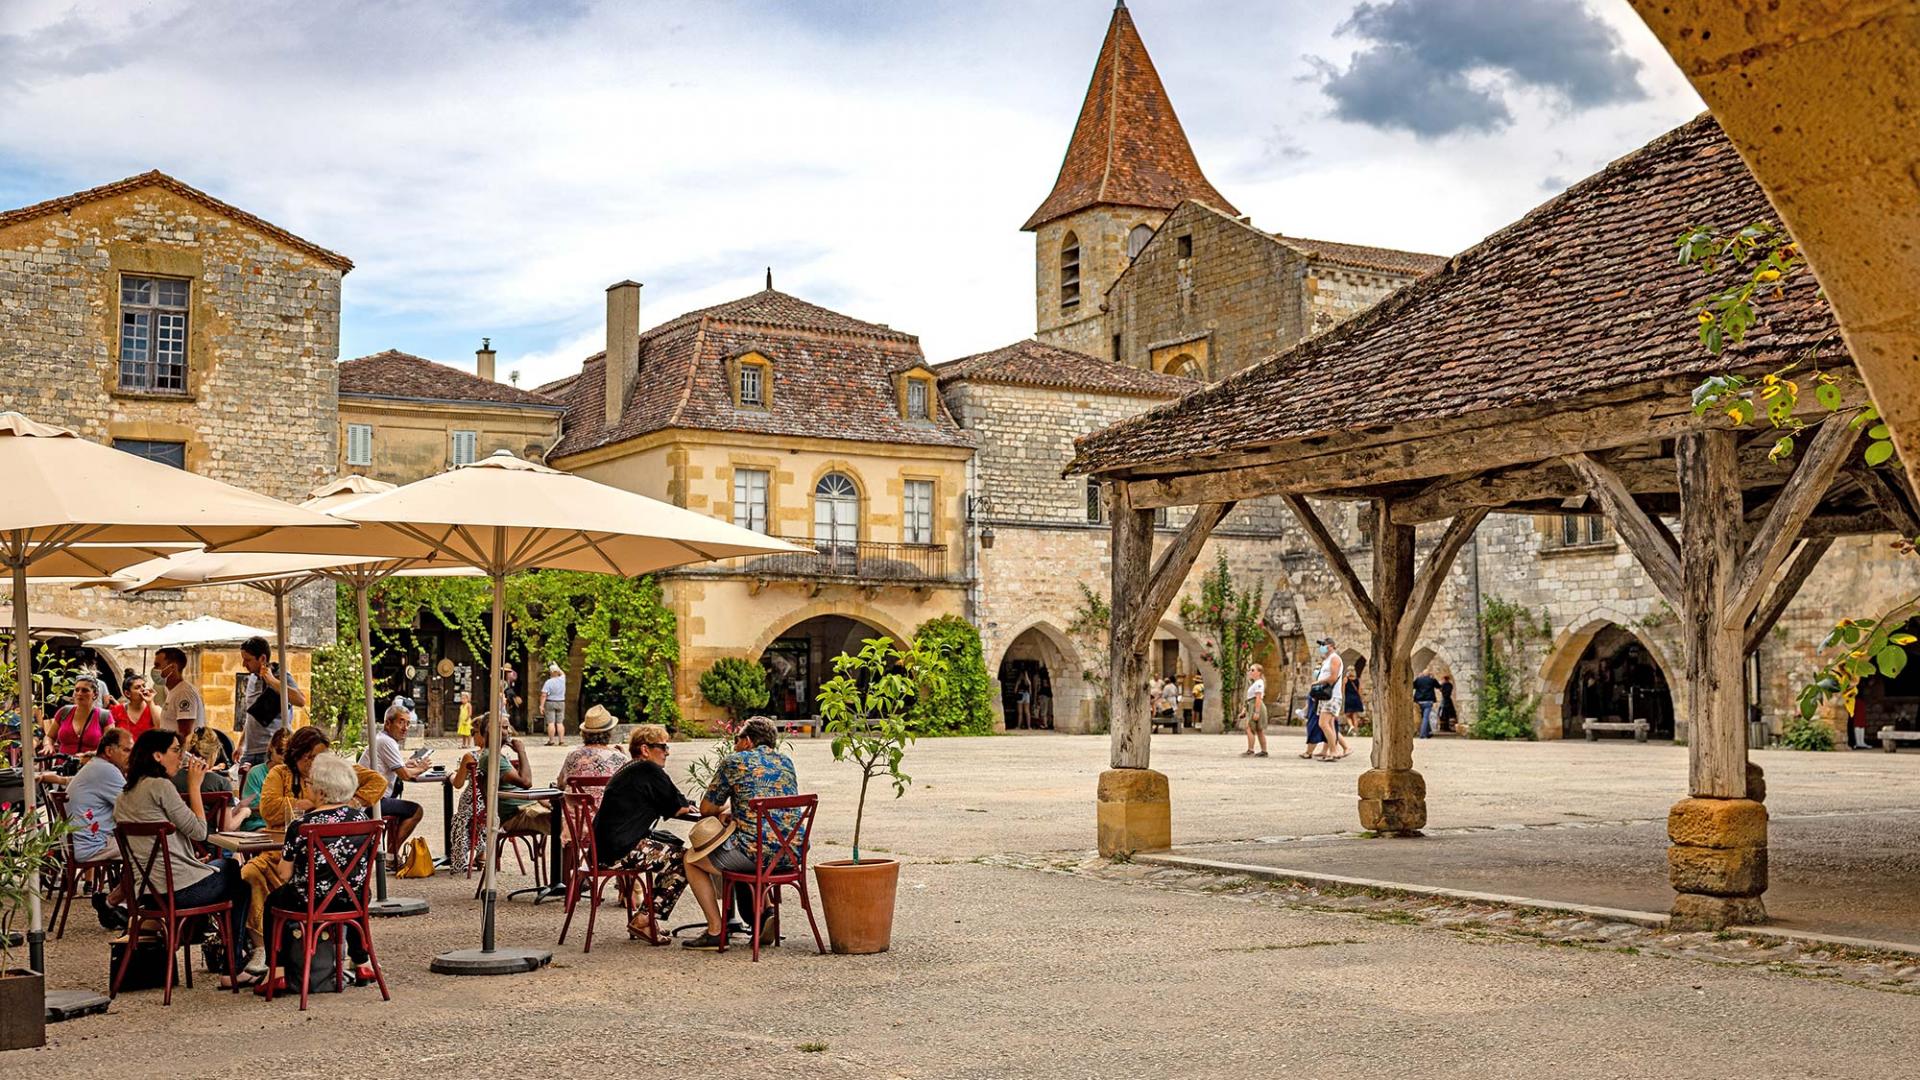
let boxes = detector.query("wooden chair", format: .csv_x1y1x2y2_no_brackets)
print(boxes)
42,787,122,940
717,794,825,961
265,817,390,1011
111,821,240,1005
556,790,649,952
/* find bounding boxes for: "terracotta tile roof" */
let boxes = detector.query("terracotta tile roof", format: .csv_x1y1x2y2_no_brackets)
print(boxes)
1275,235,1448,277
547,289,972,460
936,339,1193,399
1022,4,1236,231
339,350,563,409
1071,115,1837,475
0,170,352,272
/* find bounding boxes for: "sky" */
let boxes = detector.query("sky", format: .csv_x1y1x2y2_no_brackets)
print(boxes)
0,0,1706,390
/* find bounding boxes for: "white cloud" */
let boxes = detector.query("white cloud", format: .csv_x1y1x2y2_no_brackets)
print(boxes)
0,1,1704,389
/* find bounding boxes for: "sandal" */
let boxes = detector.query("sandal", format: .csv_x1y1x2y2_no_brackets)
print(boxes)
1240,750,1256,757
1297,751,1314,759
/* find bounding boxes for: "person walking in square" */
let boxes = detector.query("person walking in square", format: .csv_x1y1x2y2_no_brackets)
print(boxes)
541,663,568,746
1303,637,1343,760
1413,665,1441,739
1242,663,1268,757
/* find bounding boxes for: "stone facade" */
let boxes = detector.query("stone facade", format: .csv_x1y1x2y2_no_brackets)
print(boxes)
338,396,563,484
0,176,344,728
1033,208,1166,360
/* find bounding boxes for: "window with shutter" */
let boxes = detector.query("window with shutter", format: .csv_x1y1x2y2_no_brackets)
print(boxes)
904,480,934,544
346,424,373,467
451,430,478,466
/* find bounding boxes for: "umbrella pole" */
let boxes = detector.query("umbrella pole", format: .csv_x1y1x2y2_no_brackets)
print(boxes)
12,556,44,974
482,571,505,952
357,582,388,899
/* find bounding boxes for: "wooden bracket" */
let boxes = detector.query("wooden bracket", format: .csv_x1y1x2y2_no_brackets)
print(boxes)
1726,413,1860,629
1395,506,1492,661
1743,537,1834,655
1847,461,1920,537
1128,501,1234,654
1567,452,1683,605
1281,494,1379,638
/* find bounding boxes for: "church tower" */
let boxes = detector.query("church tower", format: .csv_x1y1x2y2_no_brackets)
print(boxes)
1024,1,1236,357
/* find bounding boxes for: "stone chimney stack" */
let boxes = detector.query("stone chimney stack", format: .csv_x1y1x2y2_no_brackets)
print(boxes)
475,337,496,382
605,280,641,427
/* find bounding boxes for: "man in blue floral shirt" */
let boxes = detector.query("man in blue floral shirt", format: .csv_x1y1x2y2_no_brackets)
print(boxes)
682,716,804,950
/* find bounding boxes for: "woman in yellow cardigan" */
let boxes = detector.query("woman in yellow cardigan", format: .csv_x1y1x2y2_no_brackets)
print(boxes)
235,725,389,982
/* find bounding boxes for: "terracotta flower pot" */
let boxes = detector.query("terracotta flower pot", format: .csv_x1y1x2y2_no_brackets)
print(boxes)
813,858,900,954
0,968,46,1051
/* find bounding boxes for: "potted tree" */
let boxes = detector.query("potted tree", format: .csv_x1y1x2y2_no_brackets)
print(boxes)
0,806,65,1050
814,636,943,954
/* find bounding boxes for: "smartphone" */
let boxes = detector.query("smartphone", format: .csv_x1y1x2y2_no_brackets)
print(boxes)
408,747,433,762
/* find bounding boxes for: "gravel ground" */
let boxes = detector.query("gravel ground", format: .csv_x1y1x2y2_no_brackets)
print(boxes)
11,732,1920,1077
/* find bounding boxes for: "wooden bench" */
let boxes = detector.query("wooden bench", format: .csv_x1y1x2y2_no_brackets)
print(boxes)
1880,729,1920,753
772,715,820,738
1584,719,1649,742
1150,710,1181,734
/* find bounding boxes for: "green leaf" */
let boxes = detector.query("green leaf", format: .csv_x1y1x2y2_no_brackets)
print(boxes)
1865,440,1896,467
1814,383,1843,411
1876,644,1909,679
1869,424,1891,440
1768,436,1796,462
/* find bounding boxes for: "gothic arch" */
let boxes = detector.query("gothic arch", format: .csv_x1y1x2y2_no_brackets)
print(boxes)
1154,619,1226,731
1537,611,1678,739
989,615,1084,679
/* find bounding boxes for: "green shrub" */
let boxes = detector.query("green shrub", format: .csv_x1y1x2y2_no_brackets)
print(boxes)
697,656,769,727
1470,596,1543,741
907,615,993,736
1778,712,1836,751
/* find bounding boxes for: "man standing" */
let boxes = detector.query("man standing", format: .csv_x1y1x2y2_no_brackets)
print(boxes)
110,674,157,741
154,646,204,743
540,663,567,746
361,698,430,862
501,665,524,734
1413,665,1441,739
237,635,305,771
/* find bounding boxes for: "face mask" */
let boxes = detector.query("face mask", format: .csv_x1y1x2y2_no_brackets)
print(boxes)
1317,645,1330,658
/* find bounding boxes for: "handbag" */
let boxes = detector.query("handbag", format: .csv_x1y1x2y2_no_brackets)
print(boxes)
109,932,171,991
1308,682,1333,702
394,836,435,879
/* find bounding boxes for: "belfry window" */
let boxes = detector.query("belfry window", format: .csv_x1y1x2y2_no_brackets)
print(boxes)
1060,232,1081,310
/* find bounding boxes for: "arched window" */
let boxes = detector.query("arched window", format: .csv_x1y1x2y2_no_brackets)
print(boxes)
1165,353,1202,380
1128,223,1154,260
1060,231,1081,310
814,472,860,561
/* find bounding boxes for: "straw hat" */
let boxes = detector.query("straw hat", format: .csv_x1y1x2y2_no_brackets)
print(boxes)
580,703,618,734
685,816,736,864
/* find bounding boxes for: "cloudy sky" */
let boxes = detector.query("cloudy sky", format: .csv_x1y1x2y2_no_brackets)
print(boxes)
0,0,1703,388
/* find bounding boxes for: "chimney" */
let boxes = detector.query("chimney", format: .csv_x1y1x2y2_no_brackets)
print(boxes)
475,337,496,382
605,280,641,427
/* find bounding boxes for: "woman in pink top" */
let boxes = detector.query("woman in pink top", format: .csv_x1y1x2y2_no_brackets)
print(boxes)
51,677,114,755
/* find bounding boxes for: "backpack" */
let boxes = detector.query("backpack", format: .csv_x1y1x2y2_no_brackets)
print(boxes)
394,836,435,879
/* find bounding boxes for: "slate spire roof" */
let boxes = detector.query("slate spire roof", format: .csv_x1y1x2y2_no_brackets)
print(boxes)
1023,2,1237,231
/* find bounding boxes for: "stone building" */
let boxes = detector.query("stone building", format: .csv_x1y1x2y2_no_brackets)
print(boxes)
538,282,974,729
0,170,351,720
338,345,565,484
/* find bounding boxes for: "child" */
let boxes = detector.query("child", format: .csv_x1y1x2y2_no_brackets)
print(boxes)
456,691,474,749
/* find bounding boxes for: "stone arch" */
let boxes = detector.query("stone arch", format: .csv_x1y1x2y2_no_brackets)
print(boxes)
992,615,1092,733
744,599,909,662
1152,619,1225,733
1410,645,1453,679
1161,352,1203,380
1538,612,1678,740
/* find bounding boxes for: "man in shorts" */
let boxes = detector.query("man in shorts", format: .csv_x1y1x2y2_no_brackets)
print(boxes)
540,663,567,746
360,698,430,863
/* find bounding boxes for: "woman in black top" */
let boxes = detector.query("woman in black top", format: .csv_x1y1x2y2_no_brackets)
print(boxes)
593,723,700,926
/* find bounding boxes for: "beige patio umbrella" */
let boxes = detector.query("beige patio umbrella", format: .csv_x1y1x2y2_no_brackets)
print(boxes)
212,449,803,974
0,411,350,977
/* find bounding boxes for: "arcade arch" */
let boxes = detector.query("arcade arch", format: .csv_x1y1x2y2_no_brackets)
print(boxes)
994,618,1088,732
1539,617,1676,740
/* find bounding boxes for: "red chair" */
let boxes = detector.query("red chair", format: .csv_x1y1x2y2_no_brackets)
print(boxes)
111,821,241,1005
265,817,389,1011
198,790,234,847
556,791,650,952
717,793,825,961
42,787,122,940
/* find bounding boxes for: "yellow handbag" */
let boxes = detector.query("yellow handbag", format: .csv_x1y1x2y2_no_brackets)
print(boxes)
394,836,435,879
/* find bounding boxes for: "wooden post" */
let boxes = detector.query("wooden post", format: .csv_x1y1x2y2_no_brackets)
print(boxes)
1098,482,1168,855
1669,429,1768,929
1357,500,1425,833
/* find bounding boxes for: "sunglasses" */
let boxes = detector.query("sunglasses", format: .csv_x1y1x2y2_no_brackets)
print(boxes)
643,742,669,752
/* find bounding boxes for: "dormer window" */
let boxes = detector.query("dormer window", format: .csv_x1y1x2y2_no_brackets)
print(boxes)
897,370,937,421
729,352,773,410
1060,231,1081,310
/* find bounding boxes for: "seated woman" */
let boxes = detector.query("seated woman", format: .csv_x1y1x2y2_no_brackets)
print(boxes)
234,728,290,832
265,753,374,986
592,722,699,932
258,727,388,830
46,676,113,757
447,719,545,872
113,728,254,981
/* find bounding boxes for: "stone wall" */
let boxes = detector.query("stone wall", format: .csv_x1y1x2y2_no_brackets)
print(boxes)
0,180,343,653
1032,207,1166,359
1107,202,1307,382
1305,264,1418,336
339,397,561,484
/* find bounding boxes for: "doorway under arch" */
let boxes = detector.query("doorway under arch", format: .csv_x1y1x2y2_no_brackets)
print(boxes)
1555,623,1675,739
997,620,1086,732
756,613,894,722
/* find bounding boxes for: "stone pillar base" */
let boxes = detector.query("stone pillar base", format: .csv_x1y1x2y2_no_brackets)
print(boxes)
1097,768,1171,856
1357,768,1426,835
1667,796,1768,929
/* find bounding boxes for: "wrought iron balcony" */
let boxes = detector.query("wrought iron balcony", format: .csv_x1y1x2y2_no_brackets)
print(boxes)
724,535,951,582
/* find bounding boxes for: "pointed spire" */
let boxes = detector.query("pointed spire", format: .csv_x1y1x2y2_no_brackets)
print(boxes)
1022,3,1235,231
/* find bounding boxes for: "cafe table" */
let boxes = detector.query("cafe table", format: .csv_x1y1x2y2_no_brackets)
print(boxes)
502,787,566,903
205,829,284,857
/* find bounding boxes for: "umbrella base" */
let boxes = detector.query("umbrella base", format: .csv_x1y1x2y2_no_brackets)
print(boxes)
368,897,430,918
430,946,552,976
46,989,110,1022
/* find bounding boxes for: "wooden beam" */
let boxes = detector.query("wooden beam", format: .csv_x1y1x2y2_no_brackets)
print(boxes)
1392,450,1800,524
1394,507,1492,662
1369,503,1417,774
1129,501,1235,654
1848,463,1920,537
1801,510,1897,537
1677,429,1748,799
1744,537,1834,655
1280,494,1379,638
1567,452,1684,605
1108,485,1156,771
1726,414,1861,629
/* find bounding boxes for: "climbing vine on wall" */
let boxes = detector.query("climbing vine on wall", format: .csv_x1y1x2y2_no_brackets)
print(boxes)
1066,582,1111,730
1471,596,1548,740
1180,555,1264,721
